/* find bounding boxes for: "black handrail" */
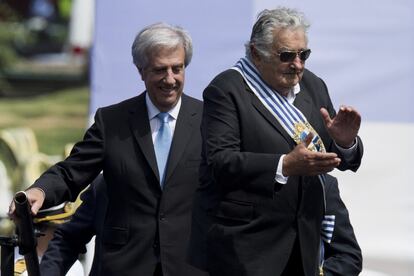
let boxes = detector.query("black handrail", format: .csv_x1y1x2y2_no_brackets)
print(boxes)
0,235,15,276
13,191,41,276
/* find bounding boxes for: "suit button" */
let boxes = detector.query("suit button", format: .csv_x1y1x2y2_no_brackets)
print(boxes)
159,213,165,221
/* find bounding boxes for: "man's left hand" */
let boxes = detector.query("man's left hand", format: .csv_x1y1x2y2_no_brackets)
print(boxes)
320,106,361,148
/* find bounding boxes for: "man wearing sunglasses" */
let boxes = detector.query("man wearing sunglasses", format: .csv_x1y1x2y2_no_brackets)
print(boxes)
189,7,363,276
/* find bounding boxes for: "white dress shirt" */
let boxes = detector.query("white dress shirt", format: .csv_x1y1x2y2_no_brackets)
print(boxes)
145,93,181,143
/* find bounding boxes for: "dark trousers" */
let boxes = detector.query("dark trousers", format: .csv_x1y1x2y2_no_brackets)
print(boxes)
153,263,163,276
281,238,305,276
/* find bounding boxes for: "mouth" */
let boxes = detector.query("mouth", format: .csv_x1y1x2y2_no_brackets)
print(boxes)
285,69,302,74
283,70,303,78
160,86,177,93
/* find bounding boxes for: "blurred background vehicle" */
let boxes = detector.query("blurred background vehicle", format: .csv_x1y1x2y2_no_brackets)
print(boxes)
0,0,92,248
0,0,94,96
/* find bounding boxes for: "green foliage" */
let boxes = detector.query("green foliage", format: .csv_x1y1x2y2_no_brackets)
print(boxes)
0,22,20,68
0,3,20,22
0,86,89,155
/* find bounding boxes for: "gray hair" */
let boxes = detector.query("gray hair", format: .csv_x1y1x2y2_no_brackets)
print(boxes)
245,7,310,60
132,22,193,69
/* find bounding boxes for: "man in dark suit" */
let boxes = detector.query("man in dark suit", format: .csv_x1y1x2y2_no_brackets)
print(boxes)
189,7,363,276
9,22,206,276
39,174,107,275
39,173,362,276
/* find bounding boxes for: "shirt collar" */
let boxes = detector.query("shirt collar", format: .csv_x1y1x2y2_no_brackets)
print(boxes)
283,83,301,103
286,83,301,97
294,83,301,95
146,92,181,120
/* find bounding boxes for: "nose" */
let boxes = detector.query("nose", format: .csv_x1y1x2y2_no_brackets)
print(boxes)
163,69,176,85
291,55,304,69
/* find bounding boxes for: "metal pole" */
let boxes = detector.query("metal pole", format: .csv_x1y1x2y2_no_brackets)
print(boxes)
14,191,40,276
0,240,15,276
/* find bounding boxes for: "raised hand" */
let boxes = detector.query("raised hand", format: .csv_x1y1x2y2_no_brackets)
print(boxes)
320,106,361,148
283,132,341,176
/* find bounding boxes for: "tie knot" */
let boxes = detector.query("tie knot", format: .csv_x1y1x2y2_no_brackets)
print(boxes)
157,112,169,123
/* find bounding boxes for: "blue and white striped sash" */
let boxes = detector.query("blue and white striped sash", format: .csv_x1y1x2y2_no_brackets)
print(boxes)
321,215,335,243
232,57,326,153
320,215,336,270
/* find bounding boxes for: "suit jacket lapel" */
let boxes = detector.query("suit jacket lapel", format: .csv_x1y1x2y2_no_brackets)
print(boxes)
248,87,294,147
164,94,196,184
293,85,314,123
128,93,160,182
249,80,316,148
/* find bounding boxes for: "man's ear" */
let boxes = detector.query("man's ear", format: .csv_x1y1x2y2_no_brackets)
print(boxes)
250,45,261,61
138,67,145,81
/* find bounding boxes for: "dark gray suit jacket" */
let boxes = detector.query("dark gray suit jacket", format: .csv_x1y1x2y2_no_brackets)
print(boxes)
33,92,207,275
323,175,362,276
40,175,107,275
189,68,363,276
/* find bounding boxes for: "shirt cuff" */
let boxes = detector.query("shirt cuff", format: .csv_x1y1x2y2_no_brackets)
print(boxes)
275,154,288,184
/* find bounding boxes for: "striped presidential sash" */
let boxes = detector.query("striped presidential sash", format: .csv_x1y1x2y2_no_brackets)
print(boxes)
320,215,336,274
232,57,326,154
321,215,335,243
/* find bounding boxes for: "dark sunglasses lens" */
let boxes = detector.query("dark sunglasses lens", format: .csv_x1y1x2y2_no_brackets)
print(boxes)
279,52,297,62
300,49,311,61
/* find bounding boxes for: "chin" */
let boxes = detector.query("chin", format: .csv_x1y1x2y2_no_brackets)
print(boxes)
161,98,178,110
282,81,298,88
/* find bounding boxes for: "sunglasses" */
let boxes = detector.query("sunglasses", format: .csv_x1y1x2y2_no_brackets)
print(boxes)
276,49,311,63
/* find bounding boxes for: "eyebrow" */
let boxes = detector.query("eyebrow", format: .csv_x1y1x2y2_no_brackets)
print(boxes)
277,47,307,52
152,63,184,70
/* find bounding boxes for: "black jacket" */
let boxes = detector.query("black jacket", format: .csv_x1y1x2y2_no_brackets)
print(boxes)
188,69,363,276
34,93,207,276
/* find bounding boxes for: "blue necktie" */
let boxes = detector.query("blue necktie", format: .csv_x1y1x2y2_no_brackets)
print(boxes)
155,112,172,187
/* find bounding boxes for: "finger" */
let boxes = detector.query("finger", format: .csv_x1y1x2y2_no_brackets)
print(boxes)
339,105,347,111
320,108,332,126
307,158,340,170
341,105,356,114
30,201,43,215
311,151,338,160
337,108,361,128
347,108,361,124
345,106,354,113
8,202,16,218
317,157,341,166
339,106,360,117
311,160,341,175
